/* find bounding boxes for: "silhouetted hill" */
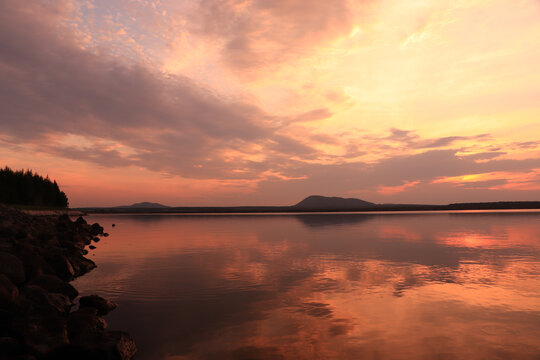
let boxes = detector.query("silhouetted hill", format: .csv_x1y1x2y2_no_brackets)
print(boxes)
294,195,374,209
117,202,169,209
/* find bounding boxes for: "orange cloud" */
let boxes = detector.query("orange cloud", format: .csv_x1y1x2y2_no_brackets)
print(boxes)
377,181,421,195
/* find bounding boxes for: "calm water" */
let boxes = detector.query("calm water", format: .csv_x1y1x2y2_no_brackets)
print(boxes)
73,212,540,360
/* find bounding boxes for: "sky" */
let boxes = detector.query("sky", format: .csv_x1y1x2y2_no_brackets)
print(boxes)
1,0,539,207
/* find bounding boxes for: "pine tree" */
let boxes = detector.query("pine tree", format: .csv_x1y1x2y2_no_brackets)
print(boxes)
0,166,69,208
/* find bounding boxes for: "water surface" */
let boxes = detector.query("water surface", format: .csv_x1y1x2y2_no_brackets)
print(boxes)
73,212,540,359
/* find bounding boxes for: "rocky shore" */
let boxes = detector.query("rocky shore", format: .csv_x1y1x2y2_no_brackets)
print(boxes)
0,204,136,359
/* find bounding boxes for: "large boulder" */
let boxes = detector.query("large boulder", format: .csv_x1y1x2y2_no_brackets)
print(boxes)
68,255,96,278
19,285,73,315
12,314,69,355
79,295,117,316
0,252,25,284
67,308,107,343
29,274,78,300
54,331,136,360
48,254,76,281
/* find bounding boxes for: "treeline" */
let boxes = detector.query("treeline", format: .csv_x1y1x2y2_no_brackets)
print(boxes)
0,166,68,208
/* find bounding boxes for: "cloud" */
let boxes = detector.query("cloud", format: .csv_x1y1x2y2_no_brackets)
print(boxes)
1,0,539,205
0,0,320,180
189,0,355,74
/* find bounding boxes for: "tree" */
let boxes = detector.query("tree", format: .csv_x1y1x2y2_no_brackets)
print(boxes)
0,166,69,208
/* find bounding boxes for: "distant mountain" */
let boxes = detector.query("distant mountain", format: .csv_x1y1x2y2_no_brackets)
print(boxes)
117,202,170,209
294,195,374,209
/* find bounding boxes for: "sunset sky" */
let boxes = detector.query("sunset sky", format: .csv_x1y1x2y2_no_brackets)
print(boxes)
1,0,540,206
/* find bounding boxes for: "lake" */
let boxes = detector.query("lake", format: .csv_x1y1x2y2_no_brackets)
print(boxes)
72,212,540,360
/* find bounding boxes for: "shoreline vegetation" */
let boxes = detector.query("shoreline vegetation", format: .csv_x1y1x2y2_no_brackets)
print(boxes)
0,167,68,209
78,195,540,214
0,204,136,360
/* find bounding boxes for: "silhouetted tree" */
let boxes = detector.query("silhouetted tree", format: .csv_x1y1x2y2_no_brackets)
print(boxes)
0,166,68,208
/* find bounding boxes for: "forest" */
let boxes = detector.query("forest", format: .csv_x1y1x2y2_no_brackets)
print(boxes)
0,166,68,208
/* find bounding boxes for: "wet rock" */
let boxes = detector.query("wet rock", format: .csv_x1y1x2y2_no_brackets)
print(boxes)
93,237,100,243
0,274,19,309
79,295,117,316
89,245,96,250
29,274,78,300
0,205,135,359
103,233,109,237
0,252,25,284
111,224,115,227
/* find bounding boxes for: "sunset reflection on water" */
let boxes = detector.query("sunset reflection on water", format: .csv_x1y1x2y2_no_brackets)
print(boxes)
73,212,540,360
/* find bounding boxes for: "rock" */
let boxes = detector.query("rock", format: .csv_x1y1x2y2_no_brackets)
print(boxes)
69,255,96,278
55,331,136,360
89,245,96,250
82,249,88,255
48,254,76,281
75,217,87,225
79,295,117,316
111,224,115,227
0,252,25,284
98,331,137,360
13,315,69,354
90,223,104,236
20,285,73,315
93,237,100,243
16,244,54,280
103,233,109,237
67,308,107,343
29,274,78,300
0,274,19,309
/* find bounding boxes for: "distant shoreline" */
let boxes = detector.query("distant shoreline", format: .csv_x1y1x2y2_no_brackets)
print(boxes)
76,201,540,214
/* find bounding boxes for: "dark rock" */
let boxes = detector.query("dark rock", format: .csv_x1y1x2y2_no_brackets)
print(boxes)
111,224,115,227
29,274,78,300
79,295,117,316
82,249,88,255
97,331,137,360
69,255,96,278
0,252,25,284
0,274,19,309
20,285,73,314
48,254,76,281
90,223,104,236
67,308,107,343
89,245,96,250
103,233,109,237
13,314,69,354
75,217,87,225
93,237,100,243
55,331,136,360
16,244,54,280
